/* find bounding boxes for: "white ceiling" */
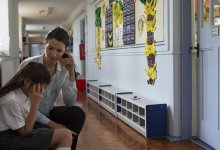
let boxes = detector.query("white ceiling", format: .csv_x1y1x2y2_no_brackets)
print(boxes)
18,0,83,38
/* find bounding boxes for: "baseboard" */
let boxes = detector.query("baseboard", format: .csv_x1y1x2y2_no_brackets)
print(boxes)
166,135,182,141
191,138,215,150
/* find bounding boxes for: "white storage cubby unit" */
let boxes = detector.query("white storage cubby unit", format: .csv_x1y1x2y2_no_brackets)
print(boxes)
87,80,167,138
86,80,106,104
116,93,167,138
98,85,131,116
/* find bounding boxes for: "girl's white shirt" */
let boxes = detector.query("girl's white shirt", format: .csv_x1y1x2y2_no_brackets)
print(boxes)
0,89,30,131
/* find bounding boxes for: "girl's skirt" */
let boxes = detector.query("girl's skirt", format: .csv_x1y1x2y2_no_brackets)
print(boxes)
0,128,54,150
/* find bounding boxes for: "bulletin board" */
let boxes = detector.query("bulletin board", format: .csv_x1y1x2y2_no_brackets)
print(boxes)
95,0,165,49
135,0,164,44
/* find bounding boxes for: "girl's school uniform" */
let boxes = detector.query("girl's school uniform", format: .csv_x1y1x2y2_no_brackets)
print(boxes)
0,89,53,150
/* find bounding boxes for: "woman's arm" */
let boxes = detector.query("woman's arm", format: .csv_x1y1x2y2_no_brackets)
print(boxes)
62,78,77,106
59,54,78,106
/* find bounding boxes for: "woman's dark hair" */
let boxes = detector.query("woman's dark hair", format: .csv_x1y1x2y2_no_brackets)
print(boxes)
0,62,51,97
44,27,70,48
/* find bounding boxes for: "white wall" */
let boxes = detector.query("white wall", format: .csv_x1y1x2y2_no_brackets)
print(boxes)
0,0,9,56
70,0,183,138
0,0,9,37
85,0,96,80
0,0,19,78
72,13,86,75
8,0,20,74
63,1,86,75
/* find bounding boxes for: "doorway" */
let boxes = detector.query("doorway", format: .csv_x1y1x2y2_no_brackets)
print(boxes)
191,0,220,149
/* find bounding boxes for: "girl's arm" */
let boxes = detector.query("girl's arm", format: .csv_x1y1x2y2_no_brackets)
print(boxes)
16,84,44,136
16,102,39,136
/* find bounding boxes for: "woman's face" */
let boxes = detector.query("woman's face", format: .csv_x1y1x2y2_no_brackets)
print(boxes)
44,38,66,63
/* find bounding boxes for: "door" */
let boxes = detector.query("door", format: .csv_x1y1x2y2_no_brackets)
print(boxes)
198,0,220,149
30,44,43,56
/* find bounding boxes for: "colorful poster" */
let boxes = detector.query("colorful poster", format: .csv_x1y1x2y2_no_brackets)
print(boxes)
135,0,164,44
96,0,164,47
123,0,135,45
112,0,123,47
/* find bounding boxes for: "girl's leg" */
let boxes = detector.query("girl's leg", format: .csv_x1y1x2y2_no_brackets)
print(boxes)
50,128,72,149
49,106,85,150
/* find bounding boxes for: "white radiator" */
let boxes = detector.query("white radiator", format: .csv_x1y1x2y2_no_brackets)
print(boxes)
0,57,15,87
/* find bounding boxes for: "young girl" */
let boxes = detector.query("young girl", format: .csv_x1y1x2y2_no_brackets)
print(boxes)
0,62,72,150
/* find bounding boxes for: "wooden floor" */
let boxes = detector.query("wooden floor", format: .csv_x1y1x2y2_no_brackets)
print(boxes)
76,91,204,150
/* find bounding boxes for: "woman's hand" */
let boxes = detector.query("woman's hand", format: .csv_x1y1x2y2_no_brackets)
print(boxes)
60,52,76,81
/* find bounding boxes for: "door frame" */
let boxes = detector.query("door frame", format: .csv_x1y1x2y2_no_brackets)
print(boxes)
181,0,193,139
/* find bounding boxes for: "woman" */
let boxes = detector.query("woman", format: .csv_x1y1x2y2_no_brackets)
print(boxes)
0,62,72,150
19,27,85,150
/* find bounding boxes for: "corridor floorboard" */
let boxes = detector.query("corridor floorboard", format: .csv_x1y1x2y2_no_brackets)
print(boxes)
76,91,204,150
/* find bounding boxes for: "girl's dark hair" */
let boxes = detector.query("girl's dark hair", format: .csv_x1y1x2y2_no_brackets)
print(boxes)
44,27,70,48
0,62,51,97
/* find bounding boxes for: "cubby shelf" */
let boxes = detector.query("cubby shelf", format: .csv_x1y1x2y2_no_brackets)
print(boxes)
116,93,167,137
87,80,106,104
86,80,167,138
99,86,130,116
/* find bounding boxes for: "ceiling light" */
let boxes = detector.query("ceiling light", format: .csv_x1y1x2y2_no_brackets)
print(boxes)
39,7,53,17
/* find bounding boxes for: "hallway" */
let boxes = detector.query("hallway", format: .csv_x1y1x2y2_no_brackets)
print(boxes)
76,92,204,150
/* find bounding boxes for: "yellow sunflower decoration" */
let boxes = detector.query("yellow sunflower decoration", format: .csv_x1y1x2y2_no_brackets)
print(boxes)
141,0,157,85
95,7,102,69
113,0,123,28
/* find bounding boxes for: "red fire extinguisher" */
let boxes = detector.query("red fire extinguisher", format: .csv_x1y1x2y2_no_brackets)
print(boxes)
79,41,85,60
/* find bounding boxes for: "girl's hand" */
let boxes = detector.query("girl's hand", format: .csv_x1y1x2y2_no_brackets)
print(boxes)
28,83,45,106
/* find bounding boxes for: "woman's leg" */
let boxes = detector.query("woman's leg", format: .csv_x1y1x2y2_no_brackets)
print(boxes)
49,106,85,150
